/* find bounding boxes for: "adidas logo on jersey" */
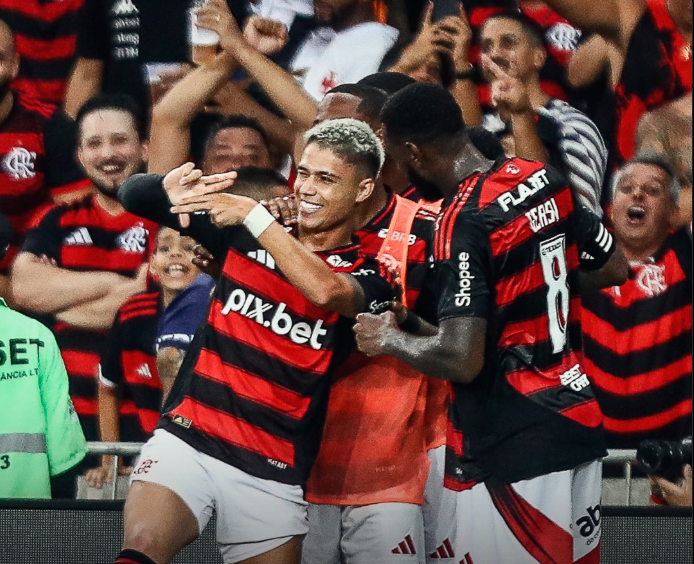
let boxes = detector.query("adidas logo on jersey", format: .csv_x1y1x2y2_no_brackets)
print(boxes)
429,539,455,559
247,249,276,269
391,535,417,555
111,0,139,16
220,288,327,350
136,363,153,379
64,228,94,246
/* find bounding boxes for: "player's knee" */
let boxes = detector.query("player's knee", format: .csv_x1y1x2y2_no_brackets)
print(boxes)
122,520,166,560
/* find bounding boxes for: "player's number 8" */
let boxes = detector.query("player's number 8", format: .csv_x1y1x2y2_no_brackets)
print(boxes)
539,235,570,354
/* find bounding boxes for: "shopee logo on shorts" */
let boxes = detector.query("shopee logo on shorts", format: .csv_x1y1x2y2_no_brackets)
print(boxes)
221,288,327,350
455,252,474,307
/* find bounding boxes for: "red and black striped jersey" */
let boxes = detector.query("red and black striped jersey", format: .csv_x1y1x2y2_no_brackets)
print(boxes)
99,289,163,442
612,0,692,168
581,229,692,449
0,0,82,105
20,195,157,440
432,157,615,486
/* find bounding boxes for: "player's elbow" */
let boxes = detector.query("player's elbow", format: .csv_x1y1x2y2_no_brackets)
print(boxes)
10,256,47,312
451,356,484,384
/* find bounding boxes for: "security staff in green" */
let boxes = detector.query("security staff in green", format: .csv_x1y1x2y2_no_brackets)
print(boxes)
0,212,87,498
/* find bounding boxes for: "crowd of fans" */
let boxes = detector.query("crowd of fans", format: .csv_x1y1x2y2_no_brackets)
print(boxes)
0,0,691,553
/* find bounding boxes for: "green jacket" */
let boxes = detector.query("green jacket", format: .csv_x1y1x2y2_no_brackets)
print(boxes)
0,299,87,498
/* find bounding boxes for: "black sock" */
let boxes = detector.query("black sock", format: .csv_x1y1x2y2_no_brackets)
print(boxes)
114,549,158,564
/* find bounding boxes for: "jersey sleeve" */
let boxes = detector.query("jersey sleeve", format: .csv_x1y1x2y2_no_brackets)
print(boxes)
436,211,493,322
20,206,63,262
349,256,397,314
156,276,214,351
572,205,616,271
37,325,88,476
99,313,125,389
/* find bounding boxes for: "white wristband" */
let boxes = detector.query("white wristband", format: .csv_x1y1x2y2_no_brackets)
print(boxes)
243,203,276,239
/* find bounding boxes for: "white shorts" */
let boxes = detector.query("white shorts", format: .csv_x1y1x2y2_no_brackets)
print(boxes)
429,459,602,564
302,502,425,564
422,445,447,558
131,429,309,563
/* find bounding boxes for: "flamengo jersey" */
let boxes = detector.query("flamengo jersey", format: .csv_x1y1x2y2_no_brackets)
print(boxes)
0,0,83,104
305,194,439,505
20,195,157,441
581,229,692,448
433,158,615,487
99,290,163,442
612,0,692,168
117,174,395,486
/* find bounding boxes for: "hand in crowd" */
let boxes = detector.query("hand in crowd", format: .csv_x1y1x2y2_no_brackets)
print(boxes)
354,310,400,357
261,194,298,226
192,244,222,279
435,4,474,73
482,54,533,118
243,15,289,55
195,0,244,54
650,465,693,507
84,459,133,490
162,162,237,227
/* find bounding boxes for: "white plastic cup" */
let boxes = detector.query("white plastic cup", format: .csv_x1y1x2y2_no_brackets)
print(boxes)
188,2,219,65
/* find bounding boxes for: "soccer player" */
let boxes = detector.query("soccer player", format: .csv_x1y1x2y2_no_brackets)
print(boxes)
353,83,628,564
113,118,396,564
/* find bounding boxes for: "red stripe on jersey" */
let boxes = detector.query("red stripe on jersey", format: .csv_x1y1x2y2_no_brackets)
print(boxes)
478,160,546,211
585,355,693,396
506,350,584,396
120,307,158,324
208,298,334,374
60,246,150,272
499,315,549,349
49,178,92,197
603,399,692,434
223,248,341,322
61,350,99,378
72,397,98,416
0,0,83,21
12,79,66,106
446,420,464,457
496,243,579,306
14,33,76,60
119,400,139,416
194,348,312,420
488,481,573,564
582,305,692,355
490,187,573,257
173,397,296,466
559,400,603,428
467,6,506,27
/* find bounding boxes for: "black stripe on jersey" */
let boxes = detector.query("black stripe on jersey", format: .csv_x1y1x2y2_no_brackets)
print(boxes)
583,280,691,330
68,373,98,400
584,330,693,377
183,375,305,442
594,374,692,421
209,325,327,391
496,281,581,328
500,323,583,370
0,9,79,36
0,189,48,215
16,58,74,82
527,385,597,414
124,384,163,415
55,330,106,354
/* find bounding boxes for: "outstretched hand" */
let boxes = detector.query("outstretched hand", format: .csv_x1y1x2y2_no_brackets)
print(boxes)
163,163,237,227
353,311,399,357
171,192,257,228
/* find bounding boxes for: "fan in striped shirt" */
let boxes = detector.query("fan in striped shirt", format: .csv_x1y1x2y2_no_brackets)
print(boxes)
479,12,607,216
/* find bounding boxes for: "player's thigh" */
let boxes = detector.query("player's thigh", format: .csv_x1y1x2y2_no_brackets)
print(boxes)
342,502,425,564
210,457,308,564
235,535,304,564
301,503,342,564
455,474,574,564
123,430,215,562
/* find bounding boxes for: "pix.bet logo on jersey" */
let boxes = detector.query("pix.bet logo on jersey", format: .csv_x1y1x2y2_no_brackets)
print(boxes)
220,288,327,350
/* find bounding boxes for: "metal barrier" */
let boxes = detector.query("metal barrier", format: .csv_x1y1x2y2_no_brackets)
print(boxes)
88,443,645,503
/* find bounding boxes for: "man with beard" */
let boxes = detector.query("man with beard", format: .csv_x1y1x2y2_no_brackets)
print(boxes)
11,94,156,442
